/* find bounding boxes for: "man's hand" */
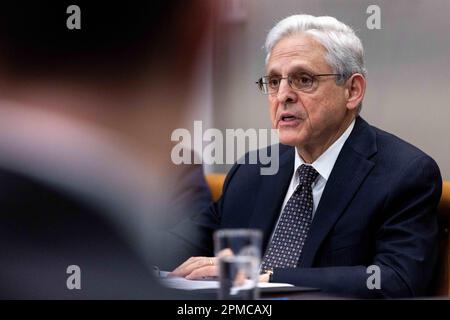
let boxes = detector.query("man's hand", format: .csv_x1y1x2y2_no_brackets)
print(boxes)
168,256,218,280
168,248,233,280
259,272,270,283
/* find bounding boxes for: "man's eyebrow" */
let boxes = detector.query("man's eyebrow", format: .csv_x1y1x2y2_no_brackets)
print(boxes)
266,69,280,77
266,65,316,77
289,65,315,74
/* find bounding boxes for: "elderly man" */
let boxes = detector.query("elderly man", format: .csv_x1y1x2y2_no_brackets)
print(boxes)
169,14,442,298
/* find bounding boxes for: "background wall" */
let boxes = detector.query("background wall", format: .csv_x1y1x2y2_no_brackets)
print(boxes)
190,0,450,179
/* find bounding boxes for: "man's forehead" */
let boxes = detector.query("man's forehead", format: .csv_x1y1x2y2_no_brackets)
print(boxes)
267,34,328,73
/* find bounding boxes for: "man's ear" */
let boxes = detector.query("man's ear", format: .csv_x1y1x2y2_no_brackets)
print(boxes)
345,73,366,111
170,0,214,73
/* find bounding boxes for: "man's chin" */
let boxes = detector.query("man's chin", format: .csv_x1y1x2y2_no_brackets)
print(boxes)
277,126,308,146
278,136,302,147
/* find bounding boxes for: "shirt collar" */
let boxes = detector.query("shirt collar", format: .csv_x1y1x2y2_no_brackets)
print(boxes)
294,118,355,183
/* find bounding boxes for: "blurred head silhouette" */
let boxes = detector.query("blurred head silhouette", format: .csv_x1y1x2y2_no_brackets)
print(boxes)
0,1,213,299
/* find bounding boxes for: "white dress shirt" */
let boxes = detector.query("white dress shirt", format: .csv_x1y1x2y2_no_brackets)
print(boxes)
278,119,356,221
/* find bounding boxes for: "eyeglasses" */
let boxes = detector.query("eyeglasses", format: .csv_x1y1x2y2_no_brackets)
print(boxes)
256,72,343,94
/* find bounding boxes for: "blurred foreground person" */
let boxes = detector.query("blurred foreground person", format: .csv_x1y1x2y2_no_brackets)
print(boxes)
0,1,211,299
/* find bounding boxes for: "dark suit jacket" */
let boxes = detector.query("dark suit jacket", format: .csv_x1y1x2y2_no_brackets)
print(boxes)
0,167,180,299
166,162,213,229
0,144,211,298
171,117,442,298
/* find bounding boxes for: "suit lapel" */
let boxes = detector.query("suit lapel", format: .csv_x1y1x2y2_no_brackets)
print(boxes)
299,117,378,267
249,146,295,249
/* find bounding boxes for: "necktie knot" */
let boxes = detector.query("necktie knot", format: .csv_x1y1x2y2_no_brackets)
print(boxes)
297,164,319,187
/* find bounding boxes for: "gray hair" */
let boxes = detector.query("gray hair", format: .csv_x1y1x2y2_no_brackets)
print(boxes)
265,14,367,83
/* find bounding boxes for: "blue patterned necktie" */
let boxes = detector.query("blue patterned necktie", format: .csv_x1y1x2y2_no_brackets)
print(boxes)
261,164,319,273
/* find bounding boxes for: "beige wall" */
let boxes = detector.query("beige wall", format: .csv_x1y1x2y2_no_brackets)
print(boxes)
204,0,450,179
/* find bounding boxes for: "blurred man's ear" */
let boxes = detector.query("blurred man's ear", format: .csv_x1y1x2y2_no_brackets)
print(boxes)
345,73,366,112
165,1,214,75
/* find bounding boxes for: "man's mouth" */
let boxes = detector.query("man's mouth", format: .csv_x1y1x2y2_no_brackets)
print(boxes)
281,115,297,122
278,112,301,127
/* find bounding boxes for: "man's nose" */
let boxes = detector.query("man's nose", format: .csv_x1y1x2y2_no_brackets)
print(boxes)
276,78,297,105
